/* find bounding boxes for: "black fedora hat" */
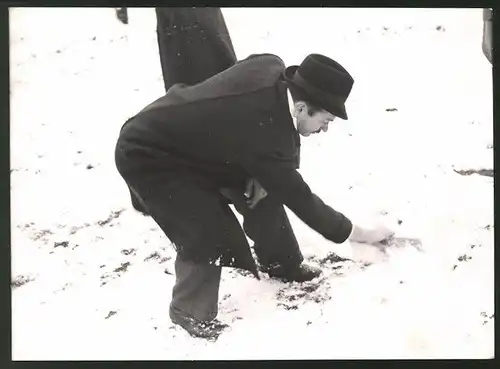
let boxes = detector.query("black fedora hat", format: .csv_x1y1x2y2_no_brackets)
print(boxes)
284,54,354,120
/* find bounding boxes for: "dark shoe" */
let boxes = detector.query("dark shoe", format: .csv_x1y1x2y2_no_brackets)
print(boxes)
264,263,322,282
115,7,128,24
169,308,229,341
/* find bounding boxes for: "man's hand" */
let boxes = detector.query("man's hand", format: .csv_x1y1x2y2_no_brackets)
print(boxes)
244,178,268,209
349,222,395,245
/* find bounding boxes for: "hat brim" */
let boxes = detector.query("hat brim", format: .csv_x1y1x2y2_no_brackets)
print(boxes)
284,65,348,120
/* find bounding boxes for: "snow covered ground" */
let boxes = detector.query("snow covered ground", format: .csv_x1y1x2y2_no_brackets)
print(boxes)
10,7,494,360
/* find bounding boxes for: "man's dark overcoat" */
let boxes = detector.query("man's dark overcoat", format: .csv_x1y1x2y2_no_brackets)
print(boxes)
115,54,353,276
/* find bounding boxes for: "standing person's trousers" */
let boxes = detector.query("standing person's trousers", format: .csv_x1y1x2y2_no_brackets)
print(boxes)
482,8,493,65
155,7,237,92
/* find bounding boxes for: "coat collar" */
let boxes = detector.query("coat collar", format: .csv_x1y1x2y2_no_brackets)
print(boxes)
284,87,301,164
286,89,298,132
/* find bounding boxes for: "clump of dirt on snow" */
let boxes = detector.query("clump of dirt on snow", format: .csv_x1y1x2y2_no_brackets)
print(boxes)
96,208,126,227
113,261,131,273
100,261,132,286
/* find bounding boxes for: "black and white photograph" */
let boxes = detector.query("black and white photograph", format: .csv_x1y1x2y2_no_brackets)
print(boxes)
9,7,494,360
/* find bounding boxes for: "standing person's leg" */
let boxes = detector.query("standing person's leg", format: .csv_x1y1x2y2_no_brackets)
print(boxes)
155,7,237,92
482,8,493,65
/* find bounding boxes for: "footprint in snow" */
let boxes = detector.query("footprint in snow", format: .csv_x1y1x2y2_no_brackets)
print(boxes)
105,311,117,319
121,248,136,256
96,209,125,227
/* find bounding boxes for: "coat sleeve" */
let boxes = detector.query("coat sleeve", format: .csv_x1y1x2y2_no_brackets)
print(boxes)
242,153,353,244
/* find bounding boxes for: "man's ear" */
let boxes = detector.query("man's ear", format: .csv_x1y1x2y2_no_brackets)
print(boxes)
293,101,307,117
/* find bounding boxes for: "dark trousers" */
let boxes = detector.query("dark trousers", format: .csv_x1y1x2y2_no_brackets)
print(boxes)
155,7,237,93
223,189,303,270
170,190,303,321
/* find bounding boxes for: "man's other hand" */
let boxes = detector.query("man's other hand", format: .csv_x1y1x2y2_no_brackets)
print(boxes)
244,178,268,209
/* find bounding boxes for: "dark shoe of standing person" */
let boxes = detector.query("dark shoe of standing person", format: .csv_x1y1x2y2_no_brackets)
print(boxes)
115,7,128,25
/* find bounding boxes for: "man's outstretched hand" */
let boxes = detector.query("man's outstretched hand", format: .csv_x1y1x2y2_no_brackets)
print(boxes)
349,221,395,245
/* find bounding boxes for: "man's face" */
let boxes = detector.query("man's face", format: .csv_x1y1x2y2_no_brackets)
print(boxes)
294,102,337,137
